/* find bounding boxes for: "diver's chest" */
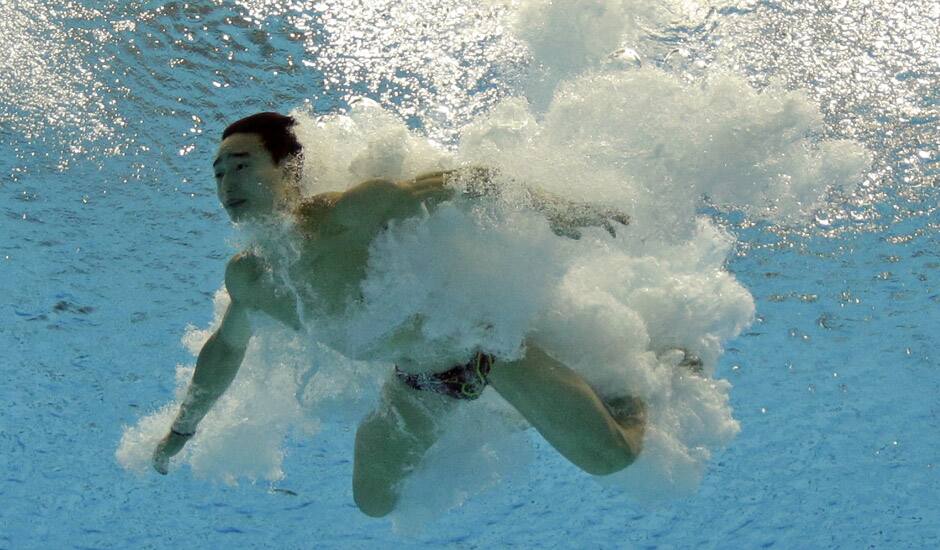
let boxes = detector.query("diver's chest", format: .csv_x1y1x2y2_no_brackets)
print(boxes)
288,232,373,298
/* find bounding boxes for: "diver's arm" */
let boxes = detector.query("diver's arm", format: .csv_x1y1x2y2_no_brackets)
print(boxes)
330,177,451,230
401,167,490,200
403,168,630,239
175,301,251,432
337,168,629,238
152,299,251,474
333,169,497,227
525,188,631,239
152,308,249,473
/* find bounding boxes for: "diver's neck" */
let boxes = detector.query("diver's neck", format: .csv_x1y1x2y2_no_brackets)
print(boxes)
238,212,304,262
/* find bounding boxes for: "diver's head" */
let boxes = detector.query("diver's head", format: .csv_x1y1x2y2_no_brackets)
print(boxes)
214,112,303,222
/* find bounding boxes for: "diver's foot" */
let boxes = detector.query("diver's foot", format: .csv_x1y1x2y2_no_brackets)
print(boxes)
658,348,704,375
605,394,647,431
678,350,704,374
605,394,647,459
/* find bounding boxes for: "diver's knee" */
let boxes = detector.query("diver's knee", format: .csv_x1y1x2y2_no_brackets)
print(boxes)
352,453,398,517
581,427,642,476
352,421,400,518
603,394,645,474
353,482,397,518
583,446,638,476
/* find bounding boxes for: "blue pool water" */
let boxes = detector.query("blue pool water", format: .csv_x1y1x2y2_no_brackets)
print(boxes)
1,0,938,548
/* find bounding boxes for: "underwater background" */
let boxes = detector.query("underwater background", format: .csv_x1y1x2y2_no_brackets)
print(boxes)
1,0,938,547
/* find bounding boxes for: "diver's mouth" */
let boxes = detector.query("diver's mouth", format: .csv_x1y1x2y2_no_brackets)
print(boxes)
226,199,247,208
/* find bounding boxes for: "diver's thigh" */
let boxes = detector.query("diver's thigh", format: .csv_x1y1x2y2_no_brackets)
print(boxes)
352,410,399,516
352,378,454,516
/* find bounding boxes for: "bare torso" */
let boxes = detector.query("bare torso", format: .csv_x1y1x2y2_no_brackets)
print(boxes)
222,168,627,369
224,173,456,366
155,163,644,493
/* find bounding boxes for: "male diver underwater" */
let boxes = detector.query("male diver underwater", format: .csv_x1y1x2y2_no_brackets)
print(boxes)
153,112,655,517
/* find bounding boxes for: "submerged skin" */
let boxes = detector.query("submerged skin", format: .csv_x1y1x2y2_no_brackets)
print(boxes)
152,131,645,516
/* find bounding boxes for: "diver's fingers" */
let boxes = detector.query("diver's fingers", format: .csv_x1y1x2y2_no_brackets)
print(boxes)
611,212,630,226
549,220,582,240
152,431,190,476
595,206,630,226
153,454,169,475
152,443,170,475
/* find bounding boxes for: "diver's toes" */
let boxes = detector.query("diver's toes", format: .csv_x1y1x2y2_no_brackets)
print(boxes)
553,226,582,239
679,352,704,374
606,395,647,428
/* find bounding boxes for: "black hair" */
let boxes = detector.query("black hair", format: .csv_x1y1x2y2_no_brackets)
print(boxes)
221,112,303,165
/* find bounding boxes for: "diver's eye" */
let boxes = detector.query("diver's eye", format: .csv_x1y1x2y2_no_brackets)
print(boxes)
236,163,247,171
215,172,223,179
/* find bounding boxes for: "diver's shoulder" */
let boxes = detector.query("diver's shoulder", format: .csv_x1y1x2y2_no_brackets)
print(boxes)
294,192,343,230
338,178,401,207
332,178,411,225
296,192,342,214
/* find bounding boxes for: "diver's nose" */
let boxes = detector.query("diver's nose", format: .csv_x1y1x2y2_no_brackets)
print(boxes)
219,173,238,197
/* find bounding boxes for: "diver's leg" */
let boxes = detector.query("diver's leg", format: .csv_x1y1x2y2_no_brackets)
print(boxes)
352,375,455,517
488,345,645,476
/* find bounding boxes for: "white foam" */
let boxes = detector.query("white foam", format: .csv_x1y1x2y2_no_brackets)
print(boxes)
506,0,742,106
460,68,870,233
116,288,384,482
290,100,452,196
118,0,869,512
390,392,532,532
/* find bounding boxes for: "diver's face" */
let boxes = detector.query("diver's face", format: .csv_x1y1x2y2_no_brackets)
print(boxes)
213,133,290,222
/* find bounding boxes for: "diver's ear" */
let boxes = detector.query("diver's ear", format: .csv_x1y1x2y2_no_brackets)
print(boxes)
285,154,305,193
278,164,303,207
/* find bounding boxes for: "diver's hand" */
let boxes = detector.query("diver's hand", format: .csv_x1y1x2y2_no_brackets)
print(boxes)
545,201,630,240
152,430,193,475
